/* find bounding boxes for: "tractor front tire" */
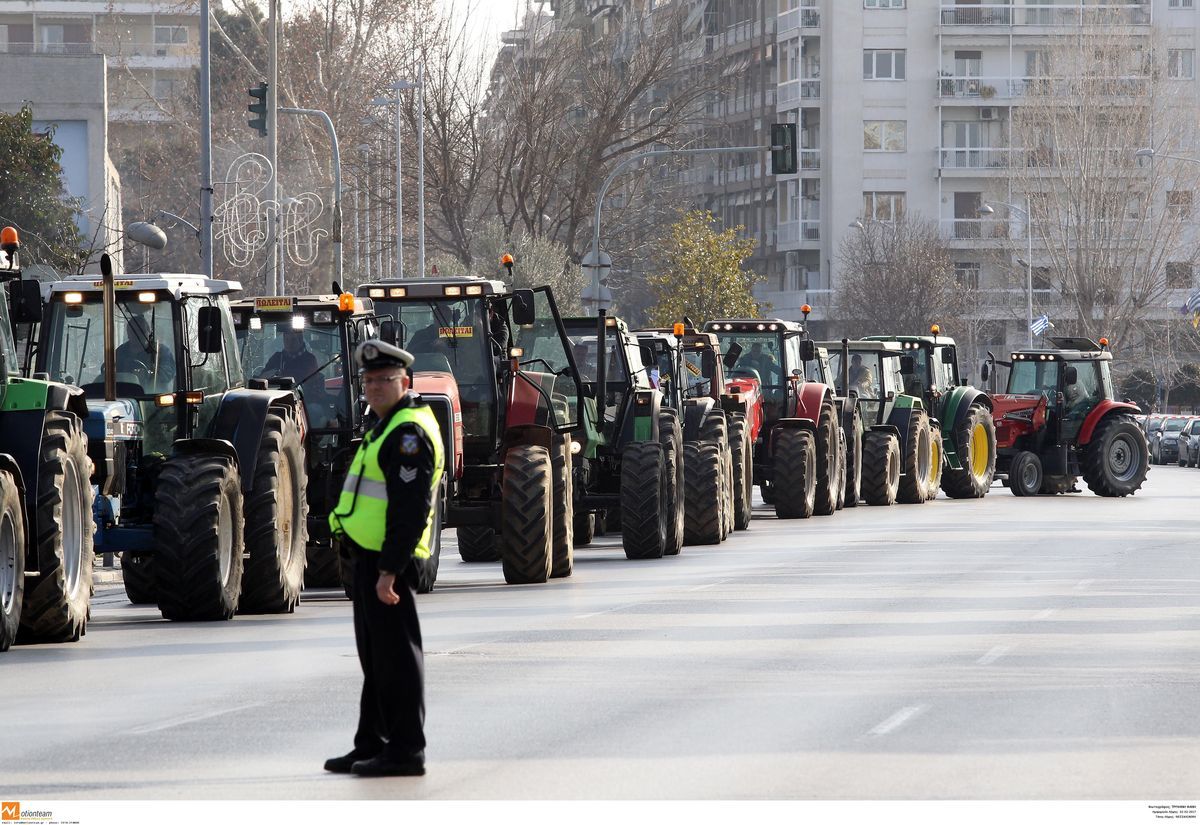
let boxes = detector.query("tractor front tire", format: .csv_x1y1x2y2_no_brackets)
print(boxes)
1009,451,1043,497
699,413,733,539
683,442,724,545
729,415,753,530
621,442,669,559
240,411,308,614
843,404,863,508
304,541,341,588
121,553,157,605
774,428,817,519
897,411,934,505
861,431,901,507
499,445,554,584
925,421,944,502
458,526,500,562
834,427,847,511
0,471,25,652
660,410,685,555
154,454,244,621
942,404,997,499
550,434,574,579
813,400,839,516
1082,415,1149,497
19,412,93,643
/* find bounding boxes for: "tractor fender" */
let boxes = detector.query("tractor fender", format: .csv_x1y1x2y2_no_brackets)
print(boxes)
208,388,299,492
43,382,90,420
621,389,661,444
794,381,832,419
768,417,816,459
681,397,716,441
885,406,919,464
501,423,554,455
868,422,902,445
939,386,990,470
1078,400,1142,446
173,437,239,467
0,453,26,498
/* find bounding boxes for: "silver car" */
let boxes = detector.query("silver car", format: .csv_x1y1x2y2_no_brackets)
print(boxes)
1177,418,1200,467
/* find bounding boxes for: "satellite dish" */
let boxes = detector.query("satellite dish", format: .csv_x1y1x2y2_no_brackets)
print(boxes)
127,221,168,251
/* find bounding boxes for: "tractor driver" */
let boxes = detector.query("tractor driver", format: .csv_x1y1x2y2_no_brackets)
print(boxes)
848,353,876,398
740,342,780,384
264,329,320,387
114,312,175,393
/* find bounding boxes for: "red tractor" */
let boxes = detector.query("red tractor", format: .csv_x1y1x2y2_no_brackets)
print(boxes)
985,337,1148,497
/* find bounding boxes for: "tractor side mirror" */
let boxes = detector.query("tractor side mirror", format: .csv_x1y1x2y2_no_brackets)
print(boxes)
639,344,655,368
1064,365,1078,385
379,317,399,346
798,339,817,362
511,289,536,326
980,362,991,383
11,279,42,324
723,341,743,370
941,347,956,365
196,305,223,353
900,355,916,376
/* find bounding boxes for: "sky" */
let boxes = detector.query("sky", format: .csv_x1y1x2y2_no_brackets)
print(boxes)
438,0,532,63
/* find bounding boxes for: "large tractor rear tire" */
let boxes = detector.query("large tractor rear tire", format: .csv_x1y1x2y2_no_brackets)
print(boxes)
1082,415,1149,497
1009,450,1042,497
240,411,307,614
925,421,944,502
154,453,244,621
19,412,93,643
861,431,901,506
304,542,341,588
121,553,157,605
699,413,732,539
729,415,753,530
621,441,669,559
683,441,723,545
415,486,443,594
843,404,863,508
897,411,933,505
774,428,817,519
458,526,500,562
499,445,553,584
942,404,996,499
834,427,847,511
550,434,574,579
660,410,685,556
813,400,839,516
0,471,25,653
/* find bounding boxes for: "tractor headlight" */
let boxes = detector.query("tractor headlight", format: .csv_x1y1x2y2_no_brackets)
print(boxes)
570,440,582,455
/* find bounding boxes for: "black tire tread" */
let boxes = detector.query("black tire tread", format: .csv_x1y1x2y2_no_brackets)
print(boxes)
621,441,668,559
813,400,838,516
550,434,574,578
941,404,997,499
774,428,817,519
0,471,25,652
682,441,723,545
458,526,500,562
862,431,900,506
1081,415,1149,497
499,445,553,584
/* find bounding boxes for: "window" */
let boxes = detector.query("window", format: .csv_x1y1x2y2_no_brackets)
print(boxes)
863,120,906,151
955,262,980,290
1169,0,1194,8
1168,190,1193,219
154,25,188,45
1167,262,1194,289
1168,49,1195,79
865,0,905,7
863,49,906,80
39,24,64,53
863,191,905,222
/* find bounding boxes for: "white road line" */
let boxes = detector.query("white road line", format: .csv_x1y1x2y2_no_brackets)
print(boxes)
867,705,928,737
1032,608,1058,620
1074,578,1095,591
574,605,628,620
428,642,487,657
128,703,264,735
976,644,1012,665
688,583,718,592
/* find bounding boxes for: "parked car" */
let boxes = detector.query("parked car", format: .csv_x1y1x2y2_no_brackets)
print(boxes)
1178,419,1200,467
1150,416,1190,465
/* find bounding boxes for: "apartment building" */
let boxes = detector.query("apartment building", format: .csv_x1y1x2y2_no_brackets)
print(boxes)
0,0,199,123
772,0,1196,356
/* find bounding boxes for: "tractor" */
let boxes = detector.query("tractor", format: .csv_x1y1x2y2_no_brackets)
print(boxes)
33,256,308,620
359,268,582,584
864,327,996,498
230,291,445,594
637,322,746,537
822,340,938,506
984,337,1148,496
0,227,95,650
703,317,845,520
550,313,687,559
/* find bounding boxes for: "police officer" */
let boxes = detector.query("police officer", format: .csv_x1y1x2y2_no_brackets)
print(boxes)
325,340,444,778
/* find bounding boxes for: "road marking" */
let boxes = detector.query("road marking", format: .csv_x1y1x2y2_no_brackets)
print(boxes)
688,582,719,592
867,705,927,737
575,605,629,620
1032,608,1058,620
428,642,487,657
976,644,1012,665
1074,579,1095,591
128,703,264,735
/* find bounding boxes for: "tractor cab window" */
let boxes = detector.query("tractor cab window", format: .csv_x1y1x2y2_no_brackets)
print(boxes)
184,297,231,395
829,349,895,423
42,292,178,397
505,289,580,432
1008,359,1060,398
0,296,17,370
562,328,626,437
681,344,717,399
933,346,958,391
235,313,349,429
1099,360,1115,401
1063,360,1102,417
905,347,930,397
712,331,784,387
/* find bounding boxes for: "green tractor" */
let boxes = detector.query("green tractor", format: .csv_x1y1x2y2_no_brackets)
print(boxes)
864,327,996,498
33,256,308,621
558,313,688,559
0,227,95,650
823,340,939,506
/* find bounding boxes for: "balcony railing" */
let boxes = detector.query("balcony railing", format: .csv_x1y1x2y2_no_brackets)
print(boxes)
939,217,1151,241
938,75,1150,99
940,3,1151,27
939,147,1012,170
777,219,821,245
778,78,821,104
800,149,820,171
1,42,96,55
778,6,820,32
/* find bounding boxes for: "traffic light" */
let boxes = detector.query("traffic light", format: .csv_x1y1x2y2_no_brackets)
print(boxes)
770,123,797,175
247,82,268,137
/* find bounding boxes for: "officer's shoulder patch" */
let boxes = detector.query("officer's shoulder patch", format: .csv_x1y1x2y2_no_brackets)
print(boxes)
399,432,420,455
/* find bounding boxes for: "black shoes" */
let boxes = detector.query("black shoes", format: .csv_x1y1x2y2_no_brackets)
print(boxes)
324,751,378,774
350,755,426,777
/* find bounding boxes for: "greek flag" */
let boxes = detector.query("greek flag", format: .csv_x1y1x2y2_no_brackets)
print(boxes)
1187,290,1200,314
1030,314,1053,336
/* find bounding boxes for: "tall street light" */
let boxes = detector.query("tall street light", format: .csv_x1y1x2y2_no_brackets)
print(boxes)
979,198,1035,347
370,73,425,278
370,92,404,278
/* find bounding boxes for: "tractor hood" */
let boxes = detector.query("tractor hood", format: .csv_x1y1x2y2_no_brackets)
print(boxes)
85,398,142,442
991,393,1047,449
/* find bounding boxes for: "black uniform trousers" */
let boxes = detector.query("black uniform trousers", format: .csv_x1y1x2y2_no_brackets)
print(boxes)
350,544,426,761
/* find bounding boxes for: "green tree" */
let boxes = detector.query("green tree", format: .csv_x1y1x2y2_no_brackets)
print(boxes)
1119,367,1157,412
0,105,84,271
647,210,760,326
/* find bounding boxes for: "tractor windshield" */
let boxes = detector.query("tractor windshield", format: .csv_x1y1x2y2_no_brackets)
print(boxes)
41,292,179,397
558,322,629,440
1007,359,1060,397
828,349,899,424
680,342,718,399
0,290,17,370
236,316,350,429
712,331,785,387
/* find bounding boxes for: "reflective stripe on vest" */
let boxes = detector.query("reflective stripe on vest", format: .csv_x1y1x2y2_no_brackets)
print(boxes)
328,400,445,558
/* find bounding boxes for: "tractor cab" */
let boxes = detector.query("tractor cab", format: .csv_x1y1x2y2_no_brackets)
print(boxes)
824,340,906,426
560,314,653,456
864,328,963,407
1000,338,1115,443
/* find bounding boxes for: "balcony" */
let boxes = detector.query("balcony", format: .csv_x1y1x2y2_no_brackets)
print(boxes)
939,147,1012,171
940,3,1151,27
938,75,1150,101
709,18,775,51
102,40,199,67
777,78,821,105
2,42,96,55
777,219,821,247
778,5,820,33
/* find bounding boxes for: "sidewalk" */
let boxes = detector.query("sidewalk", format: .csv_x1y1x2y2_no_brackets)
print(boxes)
93,554,122,585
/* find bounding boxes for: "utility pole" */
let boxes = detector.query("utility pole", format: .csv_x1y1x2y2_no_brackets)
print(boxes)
198,0,213,277
268,0,280,294
279,107,343,285
416,63,425,278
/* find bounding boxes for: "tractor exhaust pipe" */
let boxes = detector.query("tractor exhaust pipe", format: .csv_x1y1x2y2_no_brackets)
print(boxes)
840,337,850,396
596,308,607,406
101,253,116,402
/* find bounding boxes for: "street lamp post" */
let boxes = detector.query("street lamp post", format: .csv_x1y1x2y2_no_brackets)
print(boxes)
979,198,1034,347
369,93,403,278
371,74,424,278
357,144,371,280
279,107,342,285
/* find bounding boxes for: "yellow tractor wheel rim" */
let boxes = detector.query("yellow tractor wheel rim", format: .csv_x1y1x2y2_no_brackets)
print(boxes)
930,438,942,485
970,422,990,479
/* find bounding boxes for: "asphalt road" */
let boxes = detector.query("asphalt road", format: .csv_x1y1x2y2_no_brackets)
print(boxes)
2,467,1198,800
